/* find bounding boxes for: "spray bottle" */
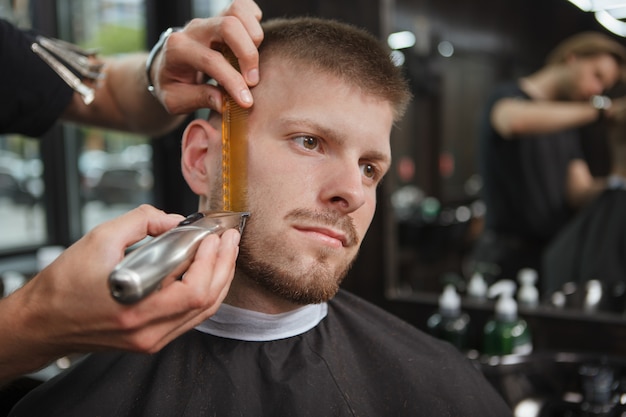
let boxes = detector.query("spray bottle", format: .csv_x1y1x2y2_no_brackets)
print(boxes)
483,280,532,356
427,284,470,350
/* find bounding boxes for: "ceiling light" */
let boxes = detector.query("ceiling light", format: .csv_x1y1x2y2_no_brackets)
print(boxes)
568,0,626,11
387,31,416,50
595,9,626,35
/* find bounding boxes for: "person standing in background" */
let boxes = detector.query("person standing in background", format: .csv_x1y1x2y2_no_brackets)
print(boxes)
471,31,626,284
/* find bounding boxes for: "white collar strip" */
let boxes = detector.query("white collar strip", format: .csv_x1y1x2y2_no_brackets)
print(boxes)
195,302,328,342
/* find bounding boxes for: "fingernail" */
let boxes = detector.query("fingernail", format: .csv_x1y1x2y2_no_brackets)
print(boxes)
230,231,241,246
240,89,253,105
208,95,217,109
247,68,259,85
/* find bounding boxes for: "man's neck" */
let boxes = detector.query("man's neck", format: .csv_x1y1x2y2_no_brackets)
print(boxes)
519,69,559,101
224,274,304,314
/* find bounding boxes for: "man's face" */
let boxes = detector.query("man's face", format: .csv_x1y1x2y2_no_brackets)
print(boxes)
564,53,620,100
234,56,395,304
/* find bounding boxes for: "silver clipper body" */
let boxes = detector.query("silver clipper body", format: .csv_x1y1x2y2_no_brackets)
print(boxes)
109,211,249,304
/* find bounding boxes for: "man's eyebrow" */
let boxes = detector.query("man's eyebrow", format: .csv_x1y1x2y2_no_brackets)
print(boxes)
277,117,391,164
277,116,339,142
363,149,391,167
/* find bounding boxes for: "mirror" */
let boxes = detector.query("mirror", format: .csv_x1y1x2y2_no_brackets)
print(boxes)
385,0,625,318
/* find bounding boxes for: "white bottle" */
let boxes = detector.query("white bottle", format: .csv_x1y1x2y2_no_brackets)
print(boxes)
583,280,603,312
517,268,539,308
484,280,532,356
427,285,470,350
439,284,461,316
467,272,488,302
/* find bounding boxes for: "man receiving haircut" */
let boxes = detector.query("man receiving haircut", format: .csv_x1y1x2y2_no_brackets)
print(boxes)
9,14,512,417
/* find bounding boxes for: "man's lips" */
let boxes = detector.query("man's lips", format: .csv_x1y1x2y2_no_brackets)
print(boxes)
294,225,349,247
285,209,359,248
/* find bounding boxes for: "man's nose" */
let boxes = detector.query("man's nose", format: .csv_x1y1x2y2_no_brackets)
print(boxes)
319,160,367,213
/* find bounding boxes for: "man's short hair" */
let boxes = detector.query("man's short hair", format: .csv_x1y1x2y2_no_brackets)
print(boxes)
260,17,412,121
546,31,626,77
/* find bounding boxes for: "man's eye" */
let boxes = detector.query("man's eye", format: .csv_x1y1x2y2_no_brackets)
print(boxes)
361,163,377,179
294,135,319,150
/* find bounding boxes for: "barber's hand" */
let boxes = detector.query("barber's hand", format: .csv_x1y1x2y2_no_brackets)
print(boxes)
607,95,626,123
150,0,263,114
1,204,239,380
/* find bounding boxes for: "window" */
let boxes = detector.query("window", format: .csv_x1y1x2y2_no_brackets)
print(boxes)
1,0,210,258
0,135,46,250
57,0,153,234
0,3,46,251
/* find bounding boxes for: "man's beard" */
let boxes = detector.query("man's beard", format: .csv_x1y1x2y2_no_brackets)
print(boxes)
236,208,360,305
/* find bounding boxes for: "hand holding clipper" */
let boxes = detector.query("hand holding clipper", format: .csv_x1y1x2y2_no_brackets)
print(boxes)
109,211,248,304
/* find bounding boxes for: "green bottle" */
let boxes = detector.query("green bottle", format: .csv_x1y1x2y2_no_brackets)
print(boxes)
427,285,470,350
483,282,532,356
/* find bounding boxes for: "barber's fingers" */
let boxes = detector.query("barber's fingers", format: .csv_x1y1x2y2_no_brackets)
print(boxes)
154,0,262,113
156,27,254,113
182,228,240,302
155,229,240,314
222,0,263,86
82,204,183,263
219,0,263,86
123,204,183,239
176,18,260,104
152,229,241,349
158,78,225,115
117,229,240,352
215,14,262,88
155,39,231,115
221,0,263,42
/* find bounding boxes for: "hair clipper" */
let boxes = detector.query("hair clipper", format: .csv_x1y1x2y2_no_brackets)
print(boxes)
109,211,249,304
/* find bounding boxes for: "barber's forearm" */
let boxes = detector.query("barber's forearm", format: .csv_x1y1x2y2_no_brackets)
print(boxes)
493,100,600,138
0,289,60,385
62,53,186,136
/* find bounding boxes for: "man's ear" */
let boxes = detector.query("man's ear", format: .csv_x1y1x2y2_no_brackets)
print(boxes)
181,118,220,196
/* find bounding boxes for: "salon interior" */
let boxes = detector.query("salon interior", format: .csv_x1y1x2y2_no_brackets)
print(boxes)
2,0,626,415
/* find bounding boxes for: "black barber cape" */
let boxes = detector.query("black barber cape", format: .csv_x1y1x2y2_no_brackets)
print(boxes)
543,188,626,296
9,290,512,417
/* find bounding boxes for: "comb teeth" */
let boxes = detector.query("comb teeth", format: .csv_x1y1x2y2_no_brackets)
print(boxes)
221,49,249,212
